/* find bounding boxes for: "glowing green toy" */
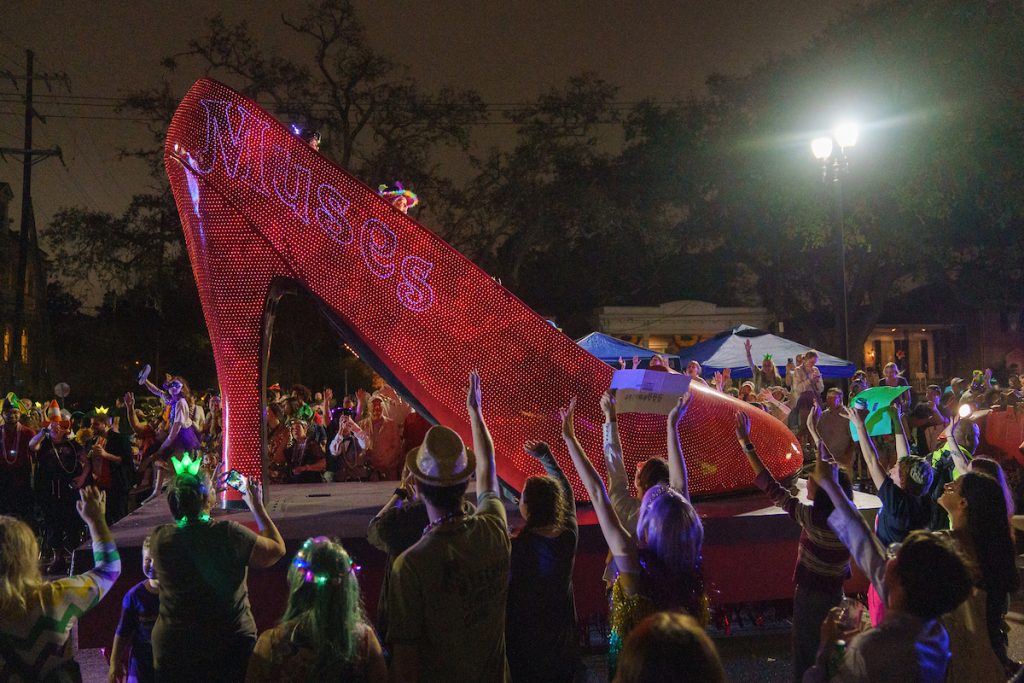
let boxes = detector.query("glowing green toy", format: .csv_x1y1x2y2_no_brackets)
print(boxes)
171,452,202,477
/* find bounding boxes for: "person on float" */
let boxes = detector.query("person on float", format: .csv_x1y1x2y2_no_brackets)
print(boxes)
377,181,419,215
29,411,85,570
149,455,285,682
139,370,202,502
561,391,706,677
0,395,36,521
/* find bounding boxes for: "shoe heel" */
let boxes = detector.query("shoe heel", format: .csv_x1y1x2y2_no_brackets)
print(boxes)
167,158,287,500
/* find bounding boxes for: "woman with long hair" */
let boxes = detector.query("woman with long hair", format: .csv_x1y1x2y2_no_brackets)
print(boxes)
939,470,1021,672
560,392,706,678
246,537,386,682
968,456,1015,522
0,486,120,681
505,440,580,683
139,373,202,502
150,460,286,682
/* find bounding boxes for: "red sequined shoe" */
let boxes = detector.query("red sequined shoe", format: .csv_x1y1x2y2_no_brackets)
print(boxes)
164,79,801,498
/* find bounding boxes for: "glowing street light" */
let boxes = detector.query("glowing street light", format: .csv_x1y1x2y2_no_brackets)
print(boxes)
811,136,834,160
810,121,860,366
832,121,859,150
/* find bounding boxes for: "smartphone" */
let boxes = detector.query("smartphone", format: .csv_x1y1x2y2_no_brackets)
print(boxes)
225,469,247,492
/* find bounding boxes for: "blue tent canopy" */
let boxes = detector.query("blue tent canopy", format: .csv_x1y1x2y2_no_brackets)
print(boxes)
675,325,855,379
577,332,674,369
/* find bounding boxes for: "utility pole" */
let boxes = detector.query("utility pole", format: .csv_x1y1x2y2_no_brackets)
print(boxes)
0,49,66,388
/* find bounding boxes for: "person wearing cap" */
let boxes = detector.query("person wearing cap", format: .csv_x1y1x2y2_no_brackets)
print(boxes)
388,371,512,682
0,395,36,520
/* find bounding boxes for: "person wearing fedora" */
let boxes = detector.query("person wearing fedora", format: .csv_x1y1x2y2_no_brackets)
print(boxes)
388,371,512,683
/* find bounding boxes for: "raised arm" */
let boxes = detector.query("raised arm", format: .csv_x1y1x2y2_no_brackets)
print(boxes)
945,416,971,476
839,405,887,489
666,393,693,502
560,397,633,559
735,412,765,477
892,405,911,460
123,392,146,436
241,479,286,568
140,377,168,401
466,371,498,498
744,339,759,376
600,391,633,512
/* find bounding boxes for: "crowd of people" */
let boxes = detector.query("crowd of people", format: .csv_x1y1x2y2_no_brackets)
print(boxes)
0,354,1022,681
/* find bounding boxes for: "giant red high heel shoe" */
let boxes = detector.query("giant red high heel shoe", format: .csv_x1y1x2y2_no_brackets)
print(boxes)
164,79,801,499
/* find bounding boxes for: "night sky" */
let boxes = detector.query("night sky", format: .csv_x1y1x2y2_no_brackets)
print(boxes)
3,1,854,238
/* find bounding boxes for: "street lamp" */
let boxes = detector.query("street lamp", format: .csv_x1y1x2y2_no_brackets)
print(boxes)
810,121,858,365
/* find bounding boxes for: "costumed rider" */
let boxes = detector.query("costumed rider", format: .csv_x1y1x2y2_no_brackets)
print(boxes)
378,182,419,215
291,123,322,152
139,365,202,503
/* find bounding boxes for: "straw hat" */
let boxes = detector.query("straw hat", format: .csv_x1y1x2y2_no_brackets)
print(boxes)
406,426,475,486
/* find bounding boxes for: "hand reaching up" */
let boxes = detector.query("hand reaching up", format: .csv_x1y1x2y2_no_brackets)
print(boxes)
523,440,552,459
559,397,578,441
600,390,616,419
76,486,107,526
466,370,482,416
668,392,692,427
734,412,752,442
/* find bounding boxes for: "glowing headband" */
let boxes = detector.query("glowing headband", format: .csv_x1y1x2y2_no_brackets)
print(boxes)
171,452,202,477
291,536,361,586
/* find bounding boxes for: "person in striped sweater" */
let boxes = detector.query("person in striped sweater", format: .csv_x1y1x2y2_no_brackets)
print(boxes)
0,486,121,681
735,412,853,683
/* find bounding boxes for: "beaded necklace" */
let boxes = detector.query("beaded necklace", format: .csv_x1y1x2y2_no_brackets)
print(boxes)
422,509,467,536
2,424,22,465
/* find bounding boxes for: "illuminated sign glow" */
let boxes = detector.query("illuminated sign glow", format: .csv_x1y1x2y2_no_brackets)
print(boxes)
164,78,802,499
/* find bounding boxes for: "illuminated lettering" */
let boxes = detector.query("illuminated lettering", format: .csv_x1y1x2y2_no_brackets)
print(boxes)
360,219,396,279
194,100,269,194
270,145,313,225
314,183,355,246
397,255,435,312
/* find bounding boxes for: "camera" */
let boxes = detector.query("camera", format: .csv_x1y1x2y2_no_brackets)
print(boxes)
339,408,355,417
